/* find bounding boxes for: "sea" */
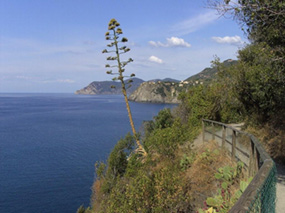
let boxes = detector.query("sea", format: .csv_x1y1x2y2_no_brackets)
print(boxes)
0,93,175,213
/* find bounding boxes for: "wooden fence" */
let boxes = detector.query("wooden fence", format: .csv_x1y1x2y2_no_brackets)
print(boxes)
202,119,276,212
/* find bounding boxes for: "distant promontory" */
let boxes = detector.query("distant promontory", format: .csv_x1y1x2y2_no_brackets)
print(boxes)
75,59,237,104
75,78,144,95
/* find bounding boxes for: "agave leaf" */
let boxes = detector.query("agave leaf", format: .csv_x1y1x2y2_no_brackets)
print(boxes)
215,173,223,179
221,182,228,190
240,180,249,192
234,190,242,201
213,149,220,155
206,196,223,208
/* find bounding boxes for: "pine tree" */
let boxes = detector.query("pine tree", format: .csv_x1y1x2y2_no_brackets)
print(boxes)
102,18,147,156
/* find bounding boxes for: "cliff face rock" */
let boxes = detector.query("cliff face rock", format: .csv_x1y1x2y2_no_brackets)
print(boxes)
75,78,144,95
128,81,181,104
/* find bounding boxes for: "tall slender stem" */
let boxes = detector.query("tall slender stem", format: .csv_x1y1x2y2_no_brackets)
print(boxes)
112,29,147,156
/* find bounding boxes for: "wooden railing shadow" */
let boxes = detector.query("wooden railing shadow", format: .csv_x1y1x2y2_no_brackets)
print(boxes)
202,119,277,212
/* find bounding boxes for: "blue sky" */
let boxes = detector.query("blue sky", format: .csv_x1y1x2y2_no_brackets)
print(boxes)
0,0,247,93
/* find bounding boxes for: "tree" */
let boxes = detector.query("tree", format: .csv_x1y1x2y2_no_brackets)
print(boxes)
208,0,285,61
230,43,285,123
208,0,285,125
154,108,174,129
102,18,147,156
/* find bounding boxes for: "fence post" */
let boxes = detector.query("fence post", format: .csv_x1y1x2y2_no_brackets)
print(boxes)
232,129,236,160
202,120,205,143
255,149,260,170
249,139,255,177
222,125,226,148
211,122,215,140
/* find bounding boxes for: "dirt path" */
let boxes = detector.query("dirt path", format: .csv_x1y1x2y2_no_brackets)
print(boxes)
192,123,244,149
192,132,204,149
276,163,285,213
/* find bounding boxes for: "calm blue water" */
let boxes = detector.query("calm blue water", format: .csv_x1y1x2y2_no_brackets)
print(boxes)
0,94,174,213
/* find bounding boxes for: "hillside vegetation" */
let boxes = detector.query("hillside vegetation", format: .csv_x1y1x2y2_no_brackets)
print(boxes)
79,1,285,212
185,59,237,84
128,59,237,104
78,63,248,212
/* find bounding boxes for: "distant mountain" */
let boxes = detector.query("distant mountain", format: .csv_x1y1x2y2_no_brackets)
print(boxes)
149,78,180,83
185,59,237,83
75,78,144,95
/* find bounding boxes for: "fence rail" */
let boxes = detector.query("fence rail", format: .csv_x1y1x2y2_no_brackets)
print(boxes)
202,119,277,212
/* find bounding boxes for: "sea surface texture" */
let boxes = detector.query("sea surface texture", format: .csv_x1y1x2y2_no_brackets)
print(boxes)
0,94,174,213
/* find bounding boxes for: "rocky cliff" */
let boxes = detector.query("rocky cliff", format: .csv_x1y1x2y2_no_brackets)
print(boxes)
128,81,181,104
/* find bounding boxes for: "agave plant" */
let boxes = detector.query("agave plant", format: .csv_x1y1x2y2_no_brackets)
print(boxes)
102,18,147,157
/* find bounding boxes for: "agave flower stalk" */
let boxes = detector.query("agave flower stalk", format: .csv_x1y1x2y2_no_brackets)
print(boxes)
102,18,147,157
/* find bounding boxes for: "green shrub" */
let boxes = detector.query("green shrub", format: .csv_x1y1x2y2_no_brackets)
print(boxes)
144,119,186,158
180,153,196,171
152,166,193,212
153,108,174,129
101,133,135,193
125,153,143,177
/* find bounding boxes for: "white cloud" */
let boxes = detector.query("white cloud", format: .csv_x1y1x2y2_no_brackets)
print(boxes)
6,37,95,55
167,37,191,47
149,37,191,48
43,79,75,84
14,75,75,84
149,41,162,47
171,11,219,35
212,36,243,45
16,75,34,80
57,79,75,83
149,56,163,64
